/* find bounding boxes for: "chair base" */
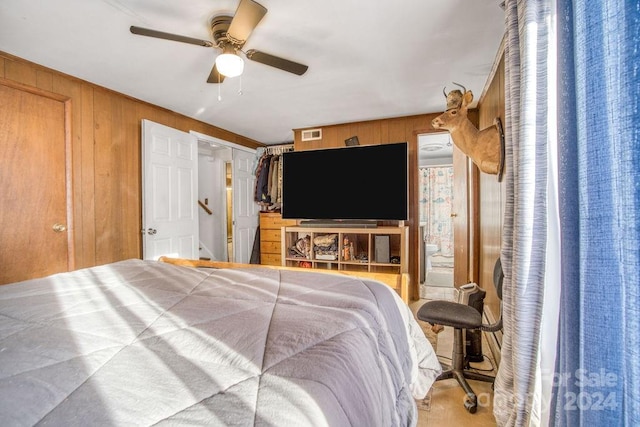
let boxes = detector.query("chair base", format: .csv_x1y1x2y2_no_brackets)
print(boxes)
435,328,495,413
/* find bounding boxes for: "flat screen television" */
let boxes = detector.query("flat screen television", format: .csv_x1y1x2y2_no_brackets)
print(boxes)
281,142,408,223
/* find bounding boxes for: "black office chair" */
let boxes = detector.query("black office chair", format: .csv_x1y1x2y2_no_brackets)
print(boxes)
417,257,503,413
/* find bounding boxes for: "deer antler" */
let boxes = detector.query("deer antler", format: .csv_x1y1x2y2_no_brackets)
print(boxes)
453,82,467,93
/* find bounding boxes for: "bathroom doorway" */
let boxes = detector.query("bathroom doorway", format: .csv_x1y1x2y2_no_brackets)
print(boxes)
418,133,455,295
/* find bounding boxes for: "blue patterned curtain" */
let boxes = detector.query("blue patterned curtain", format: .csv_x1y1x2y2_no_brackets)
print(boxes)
551,1,640,426
418,167,454,256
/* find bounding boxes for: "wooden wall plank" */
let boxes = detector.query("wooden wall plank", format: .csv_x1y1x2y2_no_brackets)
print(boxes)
92,87,116,265
36,70,53,92
477,55,505,320
121,96,143,260
79,84,96,267
51,73,84,267
4,59,37,86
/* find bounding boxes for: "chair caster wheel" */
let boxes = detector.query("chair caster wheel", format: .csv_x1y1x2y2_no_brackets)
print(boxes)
464,399,477,414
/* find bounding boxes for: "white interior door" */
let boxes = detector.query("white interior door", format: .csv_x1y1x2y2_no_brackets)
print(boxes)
142,119,199,260
232,148,259,263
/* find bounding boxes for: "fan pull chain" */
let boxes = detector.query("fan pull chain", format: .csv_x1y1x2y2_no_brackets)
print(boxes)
238,76,243,96
218,74,222,101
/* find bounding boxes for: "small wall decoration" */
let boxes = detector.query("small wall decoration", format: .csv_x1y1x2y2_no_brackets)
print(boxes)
344,136,359,146
432,83,505,181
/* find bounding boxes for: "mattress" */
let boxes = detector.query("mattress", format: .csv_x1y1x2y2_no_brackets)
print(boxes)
0,259,441,426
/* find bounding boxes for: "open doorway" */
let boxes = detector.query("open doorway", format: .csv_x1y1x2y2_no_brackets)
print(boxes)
418,133,455,296
197,141,232,261
225,161,233,262
194,132,259,264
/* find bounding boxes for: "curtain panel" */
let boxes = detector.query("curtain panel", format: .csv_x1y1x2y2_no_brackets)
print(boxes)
494,0,557,425
552,1,640,426
455,0,638,425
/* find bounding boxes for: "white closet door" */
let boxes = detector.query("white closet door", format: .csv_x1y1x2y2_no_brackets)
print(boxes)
232,148,259,263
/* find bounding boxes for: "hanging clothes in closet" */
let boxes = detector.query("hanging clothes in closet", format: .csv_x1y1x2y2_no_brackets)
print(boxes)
254,144,293,211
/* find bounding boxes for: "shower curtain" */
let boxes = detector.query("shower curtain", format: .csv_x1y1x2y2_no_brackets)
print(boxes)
418,166,454,257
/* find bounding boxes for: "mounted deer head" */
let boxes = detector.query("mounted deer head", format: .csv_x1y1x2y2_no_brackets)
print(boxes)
432,83,504,178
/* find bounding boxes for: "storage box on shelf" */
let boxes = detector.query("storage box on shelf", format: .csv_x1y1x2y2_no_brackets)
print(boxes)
259,212,297,266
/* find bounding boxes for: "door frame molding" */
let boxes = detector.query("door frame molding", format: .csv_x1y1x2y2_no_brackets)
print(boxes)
190,131,256,153
413,127,475,292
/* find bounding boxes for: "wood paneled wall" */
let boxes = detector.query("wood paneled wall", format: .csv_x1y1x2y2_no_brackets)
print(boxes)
477,54,506,321
0,51,263,270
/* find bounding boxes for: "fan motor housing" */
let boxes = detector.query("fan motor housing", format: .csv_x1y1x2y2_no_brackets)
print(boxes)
210,15,233,47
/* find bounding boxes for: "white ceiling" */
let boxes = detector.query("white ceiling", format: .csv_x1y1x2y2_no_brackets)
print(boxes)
0,0,505,146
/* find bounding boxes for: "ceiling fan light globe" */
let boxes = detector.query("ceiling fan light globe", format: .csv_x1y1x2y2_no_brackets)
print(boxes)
216,54,244,77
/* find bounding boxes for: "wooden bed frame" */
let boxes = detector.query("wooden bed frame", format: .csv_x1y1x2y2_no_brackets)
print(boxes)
159,257,410,304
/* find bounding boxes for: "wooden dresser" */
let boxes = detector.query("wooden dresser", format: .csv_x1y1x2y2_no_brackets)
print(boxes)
259,212,297,266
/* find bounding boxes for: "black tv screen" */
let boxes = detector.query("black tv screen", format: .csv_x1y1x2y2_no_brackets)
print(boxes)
281,142,408,221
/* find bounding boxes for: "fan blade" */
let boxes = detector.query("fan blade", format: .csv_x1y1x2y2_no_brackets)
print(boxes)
130,26,213,47
227,0,267,45
246,50,308,76
206,63,226,84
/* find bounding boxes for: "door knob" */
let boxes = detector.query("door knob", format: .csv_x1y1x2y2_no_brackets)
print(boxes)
52,223,67,232
450,213,458,218
147,228,157,235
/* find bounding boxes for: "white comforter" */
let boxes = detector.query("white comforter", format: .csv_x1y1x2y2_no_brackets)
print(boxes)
0,259,441,426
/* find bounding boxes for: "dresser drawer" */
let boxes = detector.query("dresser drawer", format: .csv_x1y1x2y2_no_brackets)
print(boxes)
259,212,296,266
260,213,297,229
261,253,282,266
261,228,281,242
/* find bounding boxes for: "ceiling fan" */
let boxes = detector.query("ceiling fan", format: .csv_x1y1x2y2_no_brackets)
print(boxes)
130,0,308,84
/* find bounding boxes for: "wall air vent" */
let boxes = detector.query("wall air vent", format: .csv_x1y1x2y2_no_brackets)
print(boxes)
301,128,322,141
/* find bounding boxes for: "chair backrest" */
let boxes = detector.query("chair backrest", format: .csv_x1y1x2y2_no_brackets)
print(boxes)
493,257,504,301
478,256,504,333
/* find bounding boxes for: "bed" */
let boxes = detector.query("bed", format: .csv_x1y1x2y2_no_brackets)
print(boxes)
0,258,441,426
